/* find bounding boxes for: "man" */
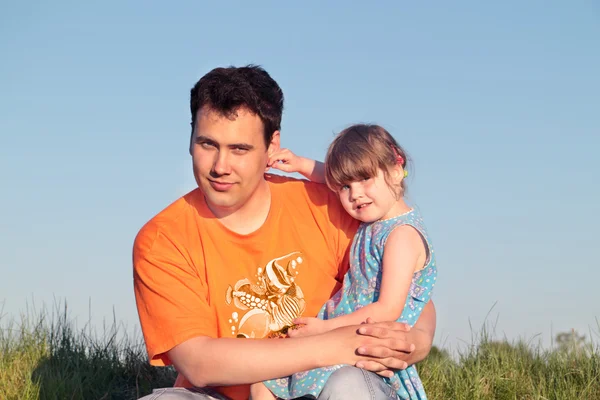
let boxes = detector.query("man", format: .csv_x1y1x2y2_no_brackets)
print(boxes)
134,65,436,400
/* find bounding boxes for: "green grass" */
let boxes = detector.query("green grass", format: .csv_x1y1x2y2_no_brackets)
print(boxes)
420,338,600,399
1,304,599,399
0,304,175,400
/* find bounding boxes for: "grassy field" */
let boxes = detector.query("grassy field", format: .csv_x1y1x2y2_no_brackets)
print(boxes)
1,305,598,399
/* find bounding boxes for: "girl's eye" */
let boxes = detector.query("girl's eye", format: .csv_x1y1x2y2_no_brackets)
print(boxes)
340,185,350,191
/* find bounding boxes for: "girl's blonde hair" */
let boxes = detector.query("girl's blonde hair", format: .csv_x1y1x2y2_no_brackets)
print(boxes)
325,124,409,196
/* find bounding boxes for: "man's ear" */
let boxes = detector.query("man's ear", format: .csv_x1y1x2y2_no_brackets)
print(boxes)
189,122,195,156
268,130,281,156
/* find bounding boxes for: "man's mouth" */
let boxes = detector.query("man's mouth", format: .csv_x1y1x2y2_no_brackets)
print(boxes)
208,179,235,191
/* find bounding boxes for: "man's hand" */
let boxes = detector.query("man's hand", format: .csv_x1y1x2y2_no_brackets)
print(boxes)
354,318,414,377
288,317,329,337
354,302,436,376
318,322,415,379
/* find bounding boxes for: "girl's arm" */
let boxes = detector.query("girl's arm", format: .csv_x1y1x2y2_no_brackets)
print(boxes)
290,225,426,336
268,148,326,183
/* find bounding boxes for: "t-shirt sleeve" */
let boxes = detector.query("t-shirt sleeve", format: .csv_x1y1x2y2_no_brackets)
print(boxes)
133,223,217,366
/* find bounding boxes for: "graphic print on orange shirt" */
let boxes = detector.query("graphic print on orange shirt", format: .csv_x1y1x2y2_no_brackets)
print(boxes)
225,251,306,339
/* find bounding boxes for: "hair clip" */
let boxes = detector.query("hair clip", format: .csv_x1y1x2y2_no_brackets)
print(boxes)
391,145,404,166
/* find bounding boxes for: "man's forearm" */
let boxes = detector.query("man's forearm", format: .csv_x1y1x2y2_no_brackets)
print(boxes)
403,326,433,366
169,334,341,387
168,313,429,387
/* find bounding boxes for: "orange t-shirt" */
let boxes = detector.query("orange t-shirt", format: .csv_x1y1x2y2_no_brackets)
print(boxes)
133,174,358,400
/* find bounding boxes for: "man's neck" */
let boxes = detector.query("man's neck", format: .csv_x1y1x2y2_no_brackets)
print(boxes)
209,180,272,235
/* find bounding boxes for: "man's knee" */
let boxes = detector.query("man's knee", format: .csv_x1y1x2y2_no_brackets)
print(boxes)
318,367,395,400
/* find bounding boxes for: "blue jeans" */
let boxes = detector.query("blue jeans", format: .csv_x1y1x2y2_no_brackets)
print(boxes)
138,367,398,399
137,387,229,400
317,366,398,400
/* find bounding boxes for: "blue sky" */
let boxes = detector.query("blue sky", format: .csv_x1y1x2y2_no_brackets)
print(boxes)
1,1,598,351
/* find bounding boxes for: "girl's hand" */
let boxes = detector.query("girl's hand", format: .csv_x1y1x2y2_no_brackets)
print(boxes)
268,149,310,175
288,317,329,337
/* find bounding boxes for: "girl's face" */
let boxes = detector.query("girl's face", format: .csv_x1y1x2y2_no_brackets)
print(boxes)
337,167,404,223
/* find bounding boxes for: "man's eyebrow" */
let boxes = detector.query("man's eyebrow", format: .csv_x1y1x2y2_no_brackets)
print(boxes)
195,135,218,145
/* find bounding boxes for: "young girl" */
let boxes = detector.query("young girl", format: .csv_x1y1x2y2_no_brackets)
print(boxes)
252,124,437,400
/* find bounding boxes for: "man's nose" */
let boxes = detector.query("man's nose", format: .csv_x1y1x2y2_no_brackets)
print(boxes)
212,150,231,175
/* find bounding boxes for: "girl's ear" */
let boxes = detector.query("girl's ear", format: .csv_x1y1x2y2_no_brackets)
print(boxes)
391,164,404,183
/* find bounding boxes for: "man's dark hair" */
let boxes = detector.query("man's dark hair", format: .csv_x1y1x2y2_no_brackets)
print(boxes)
190,65,284,146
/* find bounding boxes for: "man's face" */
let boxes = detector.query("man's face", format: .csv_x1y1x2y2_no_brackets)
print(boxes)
190,107,279,217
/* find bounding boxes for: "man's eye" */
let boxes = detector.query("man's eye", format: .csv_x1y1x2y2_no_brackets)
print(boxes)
200,142,215,149
232,147,249,154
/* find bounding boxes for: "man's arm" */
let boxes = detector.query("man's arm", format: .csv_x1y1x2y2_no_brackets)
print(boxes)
134,220,420,386
168,324,416,387
135,186,436,386
405,300,436,364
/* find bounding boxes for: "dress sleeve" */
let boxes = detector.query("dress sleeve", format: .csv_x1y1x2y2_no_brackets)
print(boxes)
133,223,217,366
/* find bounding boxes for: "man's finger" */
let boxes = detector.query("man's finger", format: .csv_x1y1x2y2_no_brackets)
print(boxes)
355,360,396,378
363,318,403,327
357,355,408,371
356,361,396,378
375,370,395,378
358,340,415,357
358,325,387,338
358,323,410,339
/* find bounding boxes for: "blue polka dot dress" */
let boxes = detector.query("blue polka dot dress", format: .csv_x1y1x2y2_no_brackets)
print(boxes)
264,209,437,399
